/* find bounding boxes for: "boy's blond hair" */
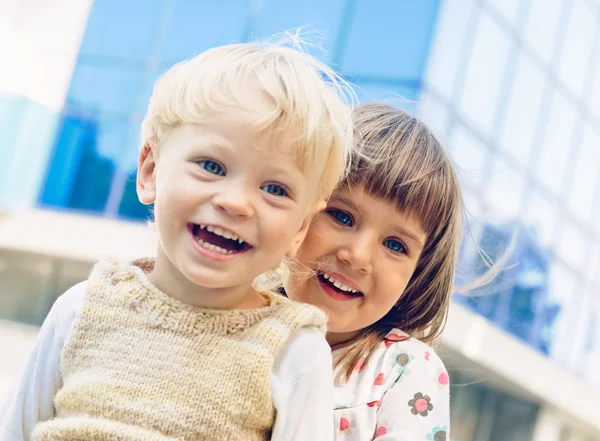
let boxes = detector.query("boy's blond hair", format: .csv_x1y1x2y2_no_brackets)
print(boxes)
140,35,354,202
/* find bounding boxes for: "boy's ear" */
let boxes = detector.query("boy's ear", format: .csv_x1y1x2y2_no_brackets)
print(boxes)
137,144,157,205
285,199,327,258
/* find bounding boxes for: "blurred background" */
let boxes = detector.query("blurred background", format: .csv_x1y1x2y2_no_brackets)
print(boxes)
0,0,599,439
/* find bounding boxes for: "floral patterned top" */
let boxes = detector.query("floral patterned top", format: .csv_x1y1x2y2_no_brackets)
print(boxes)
332,329,450,440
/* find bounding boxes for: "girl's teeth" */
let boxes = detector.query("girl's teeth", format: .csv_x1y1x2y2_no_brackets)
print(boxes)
323,273,359,293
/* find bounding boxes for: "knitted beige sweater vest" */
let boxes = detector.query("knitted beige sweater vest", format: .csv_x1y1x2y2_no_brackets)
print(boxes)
32,258,327,441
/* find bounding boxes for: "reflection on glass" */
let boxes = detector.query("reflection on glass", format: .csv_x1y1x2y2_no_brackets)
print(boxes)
459,11,511,134
485,160,526,221
568,126,600,222
499,53,546,167
557,0,596,97
523,0,563,65
456,222,560,355
485,0,523,28
535,89,576,195
449,125,488,190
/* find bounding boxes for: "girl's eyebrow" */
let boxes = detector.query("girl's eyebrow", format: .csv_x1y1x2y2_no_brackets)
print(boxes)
392,225,425,249
329,194,361,212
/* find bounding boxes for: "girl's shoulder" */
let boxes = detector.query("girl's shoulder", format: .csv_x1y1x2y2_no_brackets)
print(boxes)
333,329,448,405
381,329,445,366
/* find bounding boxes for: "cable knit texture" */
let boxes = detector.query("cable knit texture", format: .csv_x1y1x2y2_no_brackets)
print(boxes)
32,257,327,441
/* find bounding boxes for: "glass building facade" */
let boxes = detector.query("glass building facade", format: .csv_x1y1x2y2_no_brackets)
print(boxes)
419,0,600,391
38,0,440,219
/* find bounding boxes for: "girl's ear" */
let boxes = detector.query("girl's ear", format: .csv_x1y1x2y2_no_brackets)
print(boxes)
137,144,157,205
285,199,327,258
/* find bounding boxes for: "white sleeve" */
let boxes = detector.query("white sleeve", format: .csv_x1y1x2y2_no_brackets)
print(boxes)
0,281,86,441
270,327,334,441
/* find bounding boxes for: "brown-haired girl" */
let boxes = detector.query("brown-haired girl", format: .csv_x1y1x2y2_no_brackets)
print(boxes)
285,103,461,440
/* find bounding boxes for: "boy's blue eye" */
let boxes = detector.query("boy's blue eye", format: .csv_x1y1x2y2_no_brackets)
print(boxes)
383,238,407,254
200,160,225,176
327,209,353,226
262,184,287,197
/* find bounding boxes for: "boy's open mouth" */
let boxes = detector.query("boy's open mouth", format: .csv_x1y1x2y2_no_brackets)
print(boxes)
317,271,364,297
189,223,252,255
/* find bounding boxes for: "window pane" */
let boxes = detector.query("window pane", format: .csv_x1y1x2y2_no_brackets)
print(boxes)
547,263,578,361
80,0,163,61
417,91,451,136
424,0,477,99
353,81,418,102
568,126,600,222
485,159,526,221
535,89,577,195
523,0,563,65
160,0,250,63
459,12,512,134
342,0,439,78
485,0,523,28
522,190,559,249
68,65,145,115
557,0,596,97
556,222,587,269
500,54,546,167
590,45,600,120
449,125,488,189
252,0,345,64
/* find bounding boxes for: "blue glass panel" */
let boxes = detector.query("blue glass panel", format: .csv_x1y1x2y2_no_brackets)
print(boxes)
352,80,419,102
68,65,145,115
119,171,152,220
0,96,60,209
342,0,439,78
40,111,132,214
455,223,558,355
40,113,115,212
252,0,346,63
160,0,250,63
79,0,164,60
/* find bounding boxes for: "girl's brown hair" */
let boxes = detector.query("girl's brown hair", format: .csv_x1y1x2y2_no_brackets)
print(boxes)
336,103,465,379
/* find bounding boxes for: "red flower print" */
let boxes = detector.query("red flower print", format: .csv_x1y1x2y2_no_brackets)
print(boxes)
408,392,433,416
374,373,385,385
375,422,390,437
438,372,449,385
353,359,365,372
425,351,431,360
338,414,356,435
367,400,381,408
384,332,407,347
339,417,350,431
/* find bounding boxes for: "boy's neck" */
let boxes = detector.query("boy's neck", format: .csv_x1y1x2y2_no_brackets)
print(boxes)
147,252,268,310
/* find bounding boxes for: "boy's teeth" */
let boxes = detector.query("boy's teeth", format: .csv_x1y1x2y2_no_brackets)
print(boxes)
322,273,359,293
198,224,242,243
196,238,233,254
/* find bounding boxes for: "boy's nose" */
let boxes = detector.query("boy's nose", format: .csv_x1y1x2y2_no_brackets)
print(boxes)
212,187,254,219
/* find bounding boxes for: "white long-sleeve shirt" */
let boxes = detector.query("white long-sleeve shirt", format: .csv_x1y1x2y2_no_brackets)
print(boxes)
0,281,334,441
